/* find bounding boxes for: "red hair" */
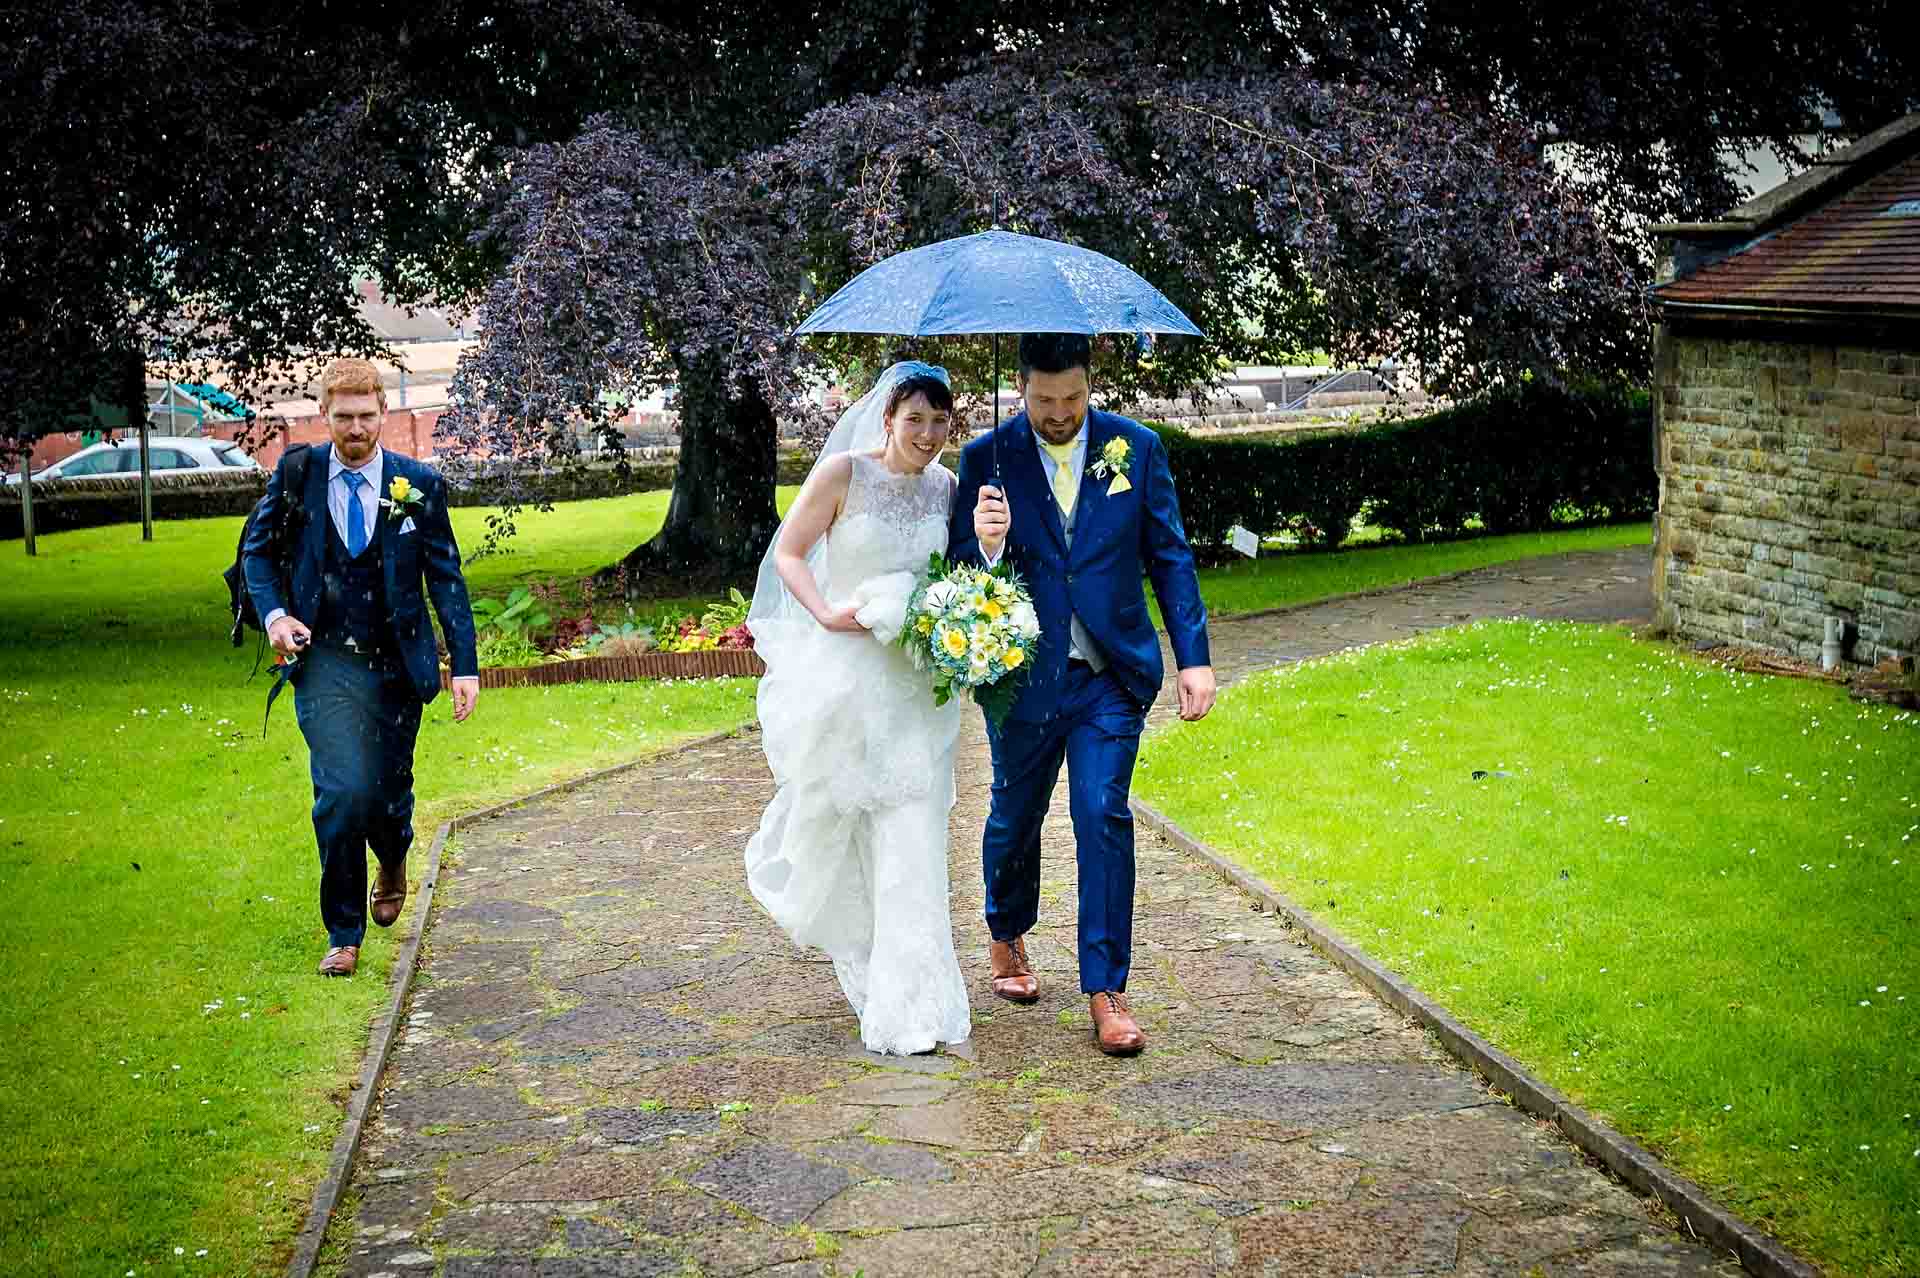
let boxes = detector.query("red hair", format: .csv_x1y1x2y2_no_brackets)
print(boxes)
317,357,387,414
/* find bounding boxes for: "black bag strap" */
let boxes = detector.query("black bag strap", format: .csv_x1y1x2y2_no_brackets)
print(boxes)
278,443,313,556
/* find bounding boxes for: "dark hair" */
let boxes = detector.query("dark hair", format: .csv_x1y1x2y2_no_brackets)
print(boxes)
1018,332,1092,379
885,373,954,419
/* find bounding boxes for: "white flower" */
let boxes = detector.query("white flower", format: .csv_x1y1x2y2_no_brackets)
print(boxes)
923,580,960,610
1011,601,1040,638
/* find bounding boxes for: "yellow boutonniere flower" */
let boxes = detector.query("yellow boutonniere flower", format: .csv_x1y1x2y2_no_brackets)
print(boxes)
1089,437,1133,480
383,474,426,521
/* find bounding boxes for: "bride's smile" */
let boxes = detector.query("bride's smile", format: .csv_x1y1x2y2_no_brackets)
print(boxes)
882,390,953,474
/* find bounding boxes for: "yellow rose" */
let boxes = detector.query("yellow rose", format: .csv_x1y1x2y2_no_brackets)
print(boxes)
982,600,1003,620
388,476,413,502
940,626,968,658
917,616,935,635
1002,645,1024,669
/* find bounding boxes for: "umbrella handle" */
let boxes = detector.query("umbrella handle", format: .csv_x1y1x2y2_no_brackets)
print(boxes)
992,331,1002,486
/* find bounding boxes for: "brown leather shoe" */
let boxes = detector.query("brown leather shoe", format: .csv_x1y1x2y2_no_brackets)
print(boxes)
369,862,407,928
989,936,1041,1004
318,945,359,977
1089,991,1146,1056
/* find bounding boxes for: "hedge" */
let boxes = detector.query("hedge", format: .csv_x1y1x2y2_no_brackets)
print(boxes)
1152,379,1653,552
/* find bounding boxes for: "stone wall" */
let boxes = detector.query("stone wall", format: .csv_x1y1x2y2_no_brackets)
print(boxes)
4,448,830,541
1652,327,1920,665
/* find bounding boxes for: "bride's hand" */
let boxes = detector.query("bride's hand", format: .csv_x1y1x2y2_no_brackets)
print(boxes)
818,604,869,633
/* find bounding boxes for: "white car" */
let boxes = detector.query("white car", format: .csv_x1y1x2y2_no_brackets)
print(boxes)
7,436,262,485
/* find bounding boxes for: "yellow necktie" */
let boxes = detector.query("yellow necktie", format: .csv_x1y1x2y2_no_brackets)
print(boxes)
1040,439,1079,516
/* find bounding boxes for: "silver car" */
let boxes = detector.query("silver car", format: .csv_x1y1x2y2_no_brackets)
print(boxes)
7,436,262,485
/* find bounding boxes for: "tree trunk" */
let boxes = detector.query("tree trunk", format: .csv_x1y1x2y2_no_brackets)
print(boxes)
609,354,781,583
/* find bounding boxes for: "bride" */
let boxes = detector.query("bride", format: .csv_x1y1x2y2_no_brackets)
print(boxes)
744,360,971,1055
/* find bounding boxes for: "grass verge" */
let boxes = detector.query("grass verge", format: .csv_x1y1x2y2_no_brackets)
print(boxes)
1189,521,1650,619
1135,619,1918,1275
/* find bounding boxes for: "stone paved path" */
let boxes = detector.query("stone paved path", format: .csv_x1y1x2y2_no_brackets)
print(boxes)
334,546,1747,1277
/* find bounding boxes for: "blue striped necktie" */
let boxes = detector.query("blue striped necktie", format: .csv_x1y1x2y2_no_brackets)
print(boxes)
343,470,368,556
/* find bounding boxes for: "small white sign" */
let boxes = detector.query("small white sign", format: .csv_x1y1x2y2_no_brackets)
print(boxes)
1228,525,1260,558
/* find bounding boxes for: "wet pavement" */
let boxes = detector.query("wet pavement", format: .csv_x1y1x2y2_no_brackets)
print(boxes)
327,545,1745,1277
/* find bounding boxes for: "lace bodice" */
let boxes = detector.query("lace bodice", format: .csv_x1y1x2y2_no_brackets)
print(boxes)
827,453,954,592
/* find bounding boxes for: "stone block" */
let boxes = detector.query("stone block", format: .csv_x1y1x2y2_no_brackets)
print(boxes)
1841,420,1886,453
1825,582,1866,613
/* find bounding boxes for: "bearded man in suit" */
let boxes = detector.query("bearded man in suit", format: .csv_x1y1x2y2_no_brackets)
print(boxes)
243,357,480,976
948,333,1215,1055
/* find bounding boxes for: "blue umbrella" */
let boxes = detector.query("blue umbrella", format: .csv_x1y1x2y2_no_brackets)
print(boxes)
795,229,1204,480
794,229,1203,339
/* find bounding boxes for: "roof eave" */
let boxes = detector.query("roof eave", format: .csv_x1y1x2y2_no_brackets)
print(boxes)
1655,297,1920,327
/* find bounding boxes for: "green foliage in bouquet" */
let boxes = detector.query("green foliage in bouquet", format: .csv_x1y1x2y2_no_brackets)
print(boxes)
895,553,1039,730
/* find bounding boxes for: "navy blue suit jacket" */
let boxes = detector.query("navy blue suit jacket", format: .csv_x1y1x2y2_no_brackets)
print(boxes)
948,410,1209,722
242,447,479,704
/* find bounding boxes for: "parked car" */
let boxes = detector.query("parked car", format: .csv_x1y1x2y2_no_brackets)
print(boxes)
6,436,262,485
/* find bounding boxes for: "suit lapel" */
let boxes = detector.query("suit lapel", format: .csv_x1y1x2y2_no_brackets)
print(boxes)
1069,413,1114,563
1006,418,1067,555
303,445,332,569
378,452,400,590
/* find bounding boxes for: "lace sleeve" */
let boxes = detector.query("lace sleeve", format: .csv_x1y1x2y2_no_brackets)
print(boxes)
933,462,957,521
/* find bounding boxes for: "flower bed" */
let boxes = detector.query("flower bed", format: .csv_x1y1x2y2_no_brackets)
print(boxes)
442,646,764,691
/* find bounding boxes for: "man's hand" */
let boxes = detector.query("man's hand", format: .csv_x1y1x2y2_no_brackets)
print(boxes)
268,615,312,658
974,484,1011,560
1177,665,1217,722
451,676,480,723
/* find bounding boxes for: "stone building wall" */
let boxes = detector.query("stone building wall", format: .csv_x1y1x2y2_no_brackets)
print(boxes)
1652,328,1920,665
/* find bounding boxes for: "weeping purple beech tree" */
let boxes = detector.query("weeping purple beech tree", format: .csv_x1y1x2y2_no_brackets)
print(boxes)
443,54,1646,574
10,2,1911,568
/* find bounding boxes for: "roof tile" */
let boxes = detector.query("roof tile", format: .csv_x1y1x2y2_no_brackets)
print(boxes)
1656,150,1920,314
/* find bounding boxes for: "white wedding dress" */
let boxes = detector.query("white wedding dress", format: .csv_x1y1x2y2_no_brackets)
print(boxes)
744,451,971,1055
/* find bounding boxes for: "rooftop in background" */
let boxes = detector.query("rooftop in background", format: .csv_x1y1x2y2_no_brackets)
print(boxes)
355,279,470,342
1653,113,1920,319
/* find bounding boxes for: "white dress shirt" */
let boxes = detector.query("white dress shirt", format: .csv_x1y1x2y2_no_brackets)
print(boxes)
327,444,385,553
262,444,383,631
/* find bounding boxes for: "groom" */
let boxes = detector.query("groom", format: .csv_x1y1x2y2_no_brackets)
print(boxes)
949,332,1215,1055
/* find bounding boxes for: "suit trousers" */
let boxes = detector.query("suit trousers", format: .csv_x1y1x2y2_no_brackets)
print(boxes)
293,641,424,947
982,661,1147,993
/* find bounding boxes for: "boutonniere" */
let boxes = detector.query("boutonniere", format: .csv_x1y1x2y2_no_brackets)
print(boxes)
1089,437,1133,494
1088,437,1132,480
380,475,426,522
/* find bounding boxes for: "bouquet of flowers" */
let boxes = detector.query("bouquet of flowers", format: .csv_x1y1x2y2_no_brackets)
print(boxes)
895,554,1040,727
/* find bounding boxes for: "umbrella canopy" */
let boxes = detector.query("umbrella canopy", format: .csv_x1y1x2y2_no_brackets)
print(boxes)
794,229,1202,338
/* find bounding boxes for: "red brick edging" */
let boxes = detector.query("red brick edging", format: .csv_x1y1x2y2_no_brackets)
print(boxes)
441,648,765,691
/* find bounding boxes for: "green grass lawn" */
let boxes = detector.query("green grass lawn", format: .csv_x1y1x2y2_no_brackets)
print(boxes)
1136,620,1918,1276
1189,520,1651,619
0,500,761,1275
